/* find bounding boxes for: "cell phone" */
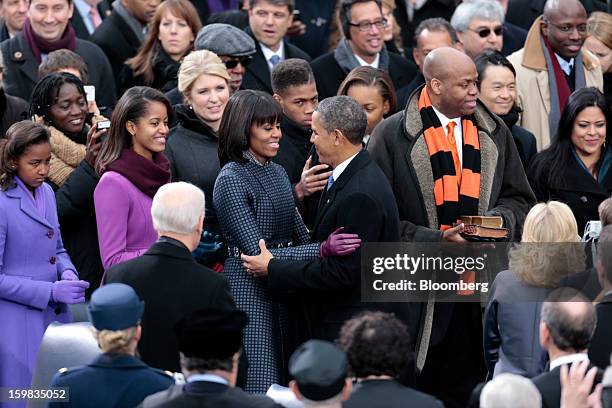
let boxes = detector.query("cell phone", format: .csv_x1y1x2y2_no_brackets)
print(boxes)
84,85,96,102
96,119,110,130
292,9,301,22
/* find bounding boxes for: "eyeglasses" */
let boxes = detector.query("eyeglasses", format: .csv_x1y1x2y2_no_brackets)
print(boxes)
224,57,252,69
548,22,588,34
348,18,388,32
469,26,503,38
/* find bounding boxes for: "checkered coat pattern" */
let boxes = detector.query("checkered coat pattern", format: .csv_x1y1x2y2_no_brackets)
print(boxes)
213,153,319,393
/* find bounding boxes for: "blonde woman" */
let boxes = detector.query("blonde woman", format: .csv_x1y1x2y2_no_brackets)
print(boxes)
165,51,231,268
483,201,585,379
585,12,612,107
48,283,174,407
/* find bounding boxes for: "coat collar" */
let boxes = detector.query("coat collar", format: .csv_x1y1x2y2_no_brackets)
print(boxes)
245,28,273,92
313,149,369,231
144,239,194,261
520,16,600,72
89,353,148,369
10,32,41,84
5,182,53,229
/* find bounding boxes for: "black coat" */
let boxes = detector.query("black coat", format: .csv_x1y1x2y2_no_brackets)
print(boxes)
70,0,111,39
396,72,424,111
0,32,116,108
502,22,528,56
311,50,417,100
533,363,603,408
55,160,103,299
499,108,537,169
90,9,142,90
118,49,180,95
103,239,235,372
49,353,174,408
242,29,311,94
506,0,607,31
528,152,612,235
165,105,222,235
272,115,312,185
267,150,401,341
393,0,456,52
0,88,28,138
141,382,283,408
589,293,612,369
345,380,444,408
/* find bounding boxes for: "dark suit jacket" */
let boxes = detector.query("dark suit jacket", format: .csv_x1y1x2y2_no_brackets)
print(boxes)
533,362,603,408
267,150,401,340
242,29,311,94
0,88,28,138
589,293,612,369
311,50,417,100
345,380,444,408
0,32,116,108
502,22,528,56
104,239,235,372
393,0,456,52
70,0,111,39
141,381,283,408
89,9,142,90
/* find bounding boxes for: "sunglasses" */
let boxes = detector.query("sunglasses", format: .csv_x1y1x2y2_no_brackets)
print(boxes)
470,26,503,38
224,57,252,69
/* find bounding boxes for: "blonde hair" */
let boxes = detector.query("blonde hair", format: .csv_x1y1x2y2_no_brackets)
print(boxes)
95,326,138,354
510,201,585,287
587,12,612,50
178,50,230,97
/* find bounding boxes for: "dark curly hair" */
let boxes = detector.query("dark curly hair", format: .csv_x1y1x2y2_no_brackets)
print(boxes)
337,311,411,378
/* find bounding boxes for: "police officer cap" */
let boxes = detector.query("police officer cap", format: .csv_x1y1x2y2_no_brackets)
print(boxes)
289,340,348,401
174,307,248,360
87,283,144,331
195,23,256,57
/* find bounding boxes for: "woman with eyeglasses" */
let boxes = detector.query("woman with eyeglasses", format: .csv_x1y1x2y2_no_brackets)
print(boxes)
165,50,230,269
118,0,202,94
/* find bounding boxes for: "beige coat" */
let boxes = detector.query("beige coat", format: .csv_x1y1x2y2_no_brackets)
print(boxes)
508,16,603,151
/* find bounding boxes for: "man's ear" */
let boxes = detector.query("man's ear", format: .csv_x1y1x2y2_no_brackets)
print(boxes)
541,18,549,38
430,78,443,95
333,129,343,146
289,381,303,400
539,321,549,348
273,93,283,106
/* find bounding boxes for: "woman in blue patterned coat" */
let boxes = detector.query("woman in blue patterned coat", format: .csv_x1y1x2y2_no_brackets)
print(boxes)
213,90,360,393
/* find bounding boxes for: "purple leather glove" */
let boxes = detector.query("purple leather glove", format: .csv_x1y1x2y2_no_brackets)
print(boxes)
320,227,362,258
51,280,90,304
61,270,78,281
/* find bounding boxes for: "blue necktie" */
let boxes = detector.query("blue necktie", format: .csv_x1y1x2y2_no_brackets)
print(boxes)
327,175,334,191
269,55,281,68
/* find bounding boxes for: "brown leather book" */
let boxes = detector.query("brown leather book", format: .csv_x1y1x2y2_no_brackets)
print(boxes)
462,225,508,239
459,216,504,228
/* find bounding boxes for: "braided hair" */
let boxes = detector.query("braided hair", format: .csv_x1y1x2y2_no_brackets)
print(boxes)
29,72,87,127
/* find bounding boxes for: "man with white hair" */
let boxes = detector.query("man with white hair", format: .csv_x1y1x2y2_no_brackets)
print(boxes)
480,373,542,408
104,182,235,373
451,0,505,59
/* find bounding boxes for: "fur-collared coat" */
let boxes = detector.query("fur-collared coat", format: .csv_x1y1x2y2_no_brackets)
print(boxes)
367,85,536,370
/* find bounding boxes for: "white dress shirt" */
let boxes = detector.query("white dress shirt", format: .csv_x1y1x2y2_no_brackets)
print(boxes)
355,53,380,69
260,41,285,71
554,53,575,76
432,105,463,166
74,0,97,35
331,151,360,183
186,374,229,385
549,352,589,371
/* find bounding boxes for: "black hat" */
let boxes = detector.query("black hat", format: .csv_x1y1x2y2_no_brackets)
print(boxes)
289,340,348,401
87,283,144,331
174,307,248,360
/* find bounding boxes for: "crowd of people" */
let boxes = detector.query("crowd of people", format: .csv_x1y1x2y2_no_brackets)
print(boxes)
0,0,611,406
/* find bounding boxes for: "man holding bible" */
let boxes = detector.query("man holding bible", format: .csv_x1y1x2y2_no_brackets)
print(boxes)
367,47,535,408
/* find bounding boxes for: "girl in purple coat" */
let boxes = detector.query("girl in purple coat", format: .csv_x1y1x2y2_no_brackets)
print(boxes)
0,121,89,394
94,87,172,269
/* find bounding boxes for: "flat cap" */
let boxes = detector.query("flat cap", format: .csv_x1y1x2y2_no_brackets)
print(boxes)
195,23,256,57
289,340,348,401
87,284,144,331
174,307,248,360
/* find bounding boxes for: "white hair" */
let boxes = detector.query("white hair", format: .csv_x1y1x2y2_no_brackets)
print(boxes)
480,374,542,408
451,0,505,32
151,182,205,235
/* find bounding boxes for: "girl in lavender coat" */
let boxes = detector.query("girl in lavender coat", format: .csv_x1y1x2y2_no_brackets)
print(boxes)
0,121,89,395
94,87,172,270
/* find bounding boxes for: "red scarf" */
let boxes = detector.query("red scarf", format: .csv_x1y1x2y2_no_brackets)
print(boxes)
22,18,76,64
543,36,572,111
105,149,171,198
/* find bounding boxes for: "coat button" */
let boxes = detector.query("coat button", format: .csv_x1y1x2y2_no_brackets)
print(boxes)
47,230,54,239
13,51,22,59
50,256,56,265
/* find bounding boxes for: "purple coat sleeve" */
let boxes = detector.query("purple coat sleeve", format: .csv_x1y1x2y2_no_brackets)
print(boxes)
94,173,146,269
0,195,53,310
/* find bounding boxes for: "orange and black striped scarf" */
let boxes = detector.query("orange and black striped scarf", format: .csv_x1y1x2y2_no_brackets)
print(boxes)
418,87,481,230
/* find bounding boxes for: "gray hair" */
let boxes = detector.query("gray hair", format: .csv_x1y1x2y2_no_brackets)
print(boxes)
450,0,505,32
480,373,542,408
541,288,597,352
151,182,205,235
315,96,366,145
